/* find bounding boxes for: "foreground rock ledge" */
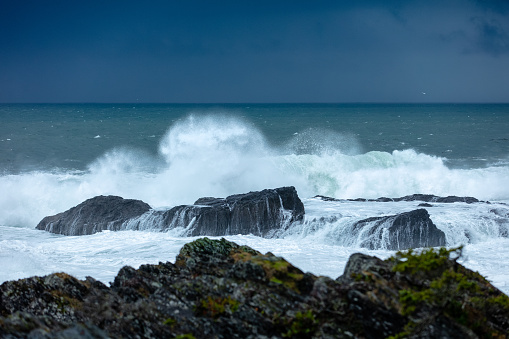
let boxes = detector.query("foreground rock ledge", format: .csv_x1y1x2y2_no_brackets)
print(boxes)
1,238,508,338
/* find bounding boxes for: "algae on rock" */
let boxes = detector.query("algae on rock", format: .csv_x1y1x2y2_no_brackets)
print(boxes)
0,237,508,338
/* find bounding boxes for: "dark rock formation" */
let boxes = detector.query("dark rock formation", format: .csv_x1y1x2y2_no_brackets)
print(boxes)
418,203,433,207
37,187,305,237
126,186,305,237
315,194,481,204
393,194,480,204
351,209,446,250
1,238,508,338
36,196,152,236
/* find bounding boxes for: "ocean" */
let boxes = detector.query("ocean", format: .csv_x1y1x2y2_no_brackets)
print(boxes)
1,103,509,293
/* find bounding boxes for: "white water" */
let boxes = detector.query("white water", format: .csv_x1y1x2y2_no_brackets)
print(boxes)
1,115,508,228
2,226,509,295
1,114,509,294
293,198,509,247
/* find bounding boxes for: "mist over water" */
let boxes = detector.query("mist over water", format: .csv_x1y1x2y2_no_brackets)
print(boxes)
0,112,508,228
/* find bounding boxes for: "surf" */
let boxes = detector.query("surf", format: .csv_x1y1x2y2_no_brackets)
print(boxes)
1,113,509,228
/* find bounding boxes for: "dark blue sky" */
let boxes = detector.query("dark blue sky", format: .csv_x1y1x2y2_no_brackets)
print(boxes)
1,0,508,103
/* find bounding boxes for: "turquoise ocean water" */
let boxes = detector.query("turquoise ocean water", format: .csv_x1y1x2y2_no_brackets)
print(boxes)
1,103,509,293
1,103,508,173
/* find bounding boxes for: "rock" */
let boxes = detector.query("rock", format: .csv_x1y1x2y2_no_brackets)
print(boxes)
335,246,509,338
316,194,481,204
36,196,152,236
185,186,304,236
351,209,446,250
394,194,480,204
1,239,508,338
79,186,304,237
225,186,304,235
312,195,340,201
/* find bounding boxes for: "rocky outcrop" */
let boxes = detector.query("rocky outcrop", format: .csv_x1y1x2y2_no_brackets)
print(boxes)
37,187,305,237
393,194,480,204
315,194,481,204
36,196,152,236
1,238,508,338
132,186,305,236
351,208,446,250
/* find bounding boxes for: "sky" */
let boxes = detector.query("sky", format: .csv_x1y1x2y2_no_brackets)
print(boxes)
1,0,508,103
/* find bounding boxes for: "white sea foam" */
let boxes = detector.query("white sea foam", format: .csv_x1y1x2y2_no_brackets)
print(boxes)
1,226,509,295
288,198,509,247
0,114,508,228
275,151,509,200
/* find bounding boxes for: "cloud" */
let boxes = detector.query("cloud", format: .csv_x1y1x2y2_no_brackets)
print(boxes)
470,17,509,55
1,0,509,102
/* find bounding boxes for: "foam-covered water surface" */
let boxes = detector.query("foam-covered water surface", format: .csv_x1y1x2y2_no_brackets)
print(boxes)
1,104,508,295
297,198,509,246
2,226,509,295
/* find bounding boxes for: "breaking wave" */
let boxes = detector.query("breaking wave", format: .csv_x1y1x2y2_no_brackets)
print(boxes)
1,114,508,227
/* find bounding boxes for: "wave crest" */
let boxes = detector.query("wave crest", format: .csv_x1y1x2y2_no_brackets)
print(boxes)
1,114,508,227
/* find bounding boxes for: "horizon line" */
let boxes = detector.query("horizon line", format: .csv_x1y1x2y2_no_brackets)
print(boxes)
1,101,509,105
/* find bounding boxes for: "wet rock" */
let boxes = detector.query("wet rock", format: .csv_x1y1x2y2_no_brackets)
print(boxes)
36,196,151,236
0,239,508,338
334,246,509,338
187,186,304,236
315,194,481,204
394,194,480,204
351,209,446,250
38,187,305,237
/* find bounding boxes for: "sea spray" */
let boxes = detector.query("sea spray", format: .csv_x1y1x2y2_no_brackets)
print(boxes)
283,127,363,156
1,113,509,228
275,150,509,200
1,104,509,297
285,198,509,247
155,114,301,204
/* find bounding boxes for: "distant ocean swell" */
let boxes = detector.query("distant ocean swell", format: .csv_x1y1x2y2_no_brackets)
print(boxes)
1,114,508,228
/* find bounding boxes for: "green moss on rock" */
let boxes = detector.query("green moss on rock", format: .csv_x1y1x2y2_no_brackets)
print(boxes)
388,246,509,338
1,238,508,338
195,296,240,318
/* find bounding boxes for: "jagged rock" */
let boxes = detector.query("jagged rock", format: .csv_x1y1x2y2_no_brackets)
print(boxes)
52,186,305,237
335,246,509,338
315,194,481,204
1,238,508,338
36,196,152,236
393,194,480,204
176,186,304,236
351,209,446,250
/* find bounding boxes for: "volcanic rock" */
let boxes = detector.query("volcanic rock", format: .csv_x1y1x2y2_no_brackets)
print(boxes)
315,194,481,204
393,194,480,204
36,195,151,236
1,238,508,338
127,186,305,237
351,208,446,250
37,187,305,237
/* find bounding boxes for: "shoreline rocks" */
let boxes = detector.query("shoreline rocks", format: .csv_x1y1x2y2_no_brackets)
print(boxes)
351,208,446,250
36,195,151,236
1,238,508,338
315,193,481,204
36,187,305,237
36,190,496,250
